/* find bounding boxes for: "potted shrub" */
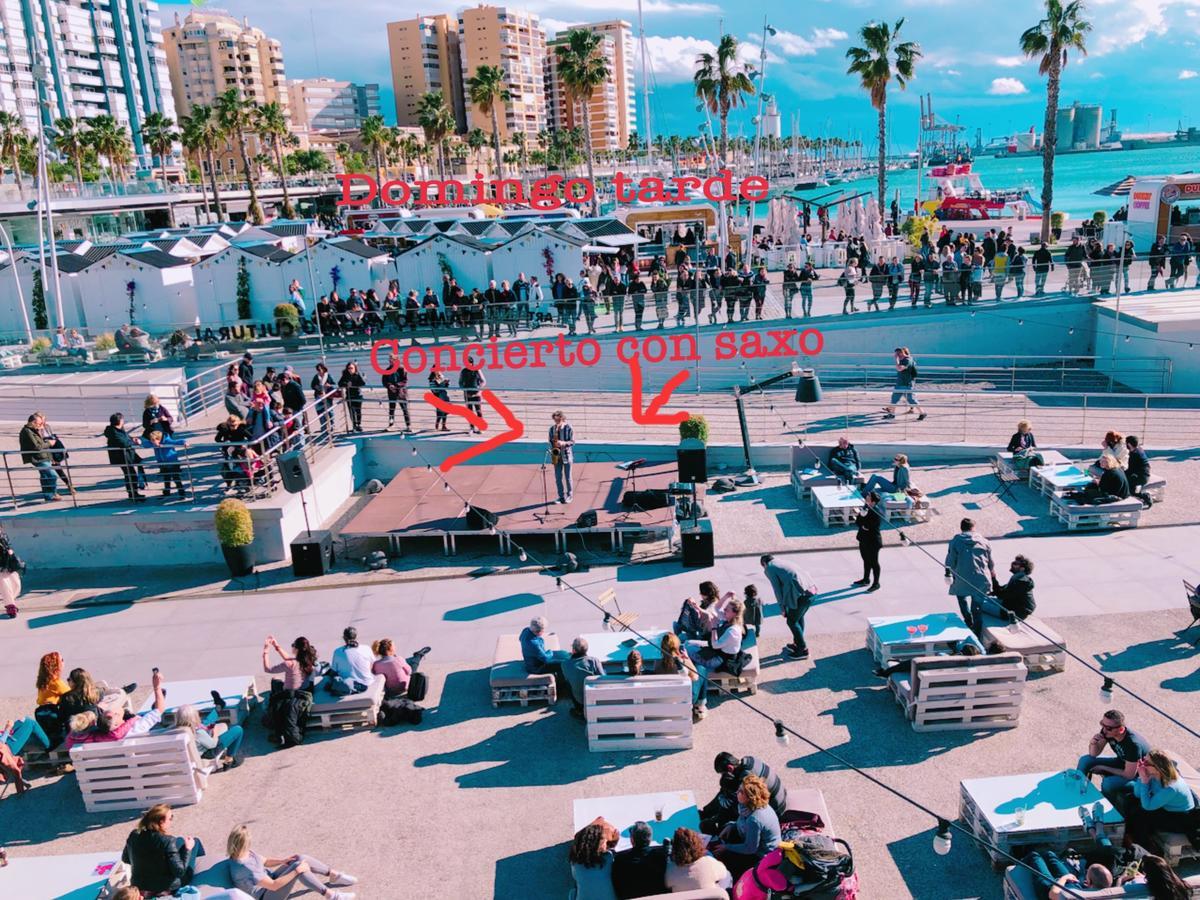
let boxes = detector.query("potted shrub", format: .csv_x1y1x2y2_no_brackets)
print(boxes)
1092,210,1108,229
215,498,255,577
94,333,115,359
26,336,50,363
274,302,300,338
679,414,710,445
1050,211,1066,243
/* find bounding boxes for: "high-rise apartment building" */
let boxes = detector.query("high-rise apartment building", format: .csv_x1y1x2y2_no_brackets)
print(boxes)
288,78,380,131
457,5,546,142
162,11,287,120
0,0,176,159
546,32,620,152
386,14,465,133
577,20,635,149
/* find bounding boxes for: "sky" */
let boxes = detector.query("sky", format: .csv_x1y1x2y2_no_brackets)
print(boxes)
162,0,1200,148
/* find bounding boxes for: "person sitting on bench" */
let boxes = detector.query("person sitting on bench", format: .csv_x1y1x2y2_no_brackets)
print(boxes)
65,668,167,749
519,616,569,676
324,627,374,696
1121,750,1198,856
686,598,743,721
370,639,411,698
827,437,861,483
1124,435,1153,507
562,636,604,720
1024,849,1114,899
699,751,788,835
1007,420,1038,455
1073,456,1130,504
1078,709,1150,805
123,804,206,897
227,822,358,900
708,775,782,880
862,453,912,496
970,555,1037,636
873,640,980,679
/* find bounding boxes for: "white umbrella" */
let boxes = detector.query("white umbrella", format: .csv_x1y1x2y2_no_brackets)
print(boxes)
850,196,866,237
833,201,848,236
864,195,884,242
764,198,778,243
783,200,804,246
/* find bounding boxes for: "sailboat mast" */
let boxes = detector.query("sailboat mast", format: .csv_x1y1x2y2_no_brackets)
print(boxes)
637,0,653,166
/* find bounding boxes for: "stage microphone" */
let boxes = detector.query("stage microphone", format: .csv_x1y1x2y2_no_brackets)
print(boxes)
617,458,647,471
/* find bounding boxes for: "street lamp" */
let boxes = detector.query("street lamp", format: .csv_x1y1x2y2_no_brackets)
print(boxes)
746,19,776,267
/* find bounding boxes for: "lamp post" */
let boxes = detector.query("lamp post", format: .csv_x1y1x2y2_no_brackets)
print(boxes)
0,223,33,343
745,18,776,267
733,362,814,484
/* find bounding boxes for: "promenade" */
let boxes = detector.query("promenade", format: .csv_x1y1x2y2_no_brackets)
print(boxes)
2,525,1199,898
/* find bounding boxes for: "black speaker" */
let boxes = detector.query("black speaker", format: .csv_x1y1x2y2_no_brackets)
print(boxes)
681,519,714,568
291,529,333,577
278,450,313,493
573,510,598,528
677,438,708,483
622,489,672,511
466,505,498,530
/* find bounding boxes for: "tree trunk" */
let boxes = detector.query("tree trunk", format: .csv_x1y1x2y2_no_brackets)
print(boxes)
239,131,262,223
1040,58,1061,245
196,158,212,224
876,97,887,215
490,104,503,178
73,155,83,188
276,136,294,217
719,109,729,169
581,100,598,216
374,149,384,209
206,148,224,220
10,150,23,190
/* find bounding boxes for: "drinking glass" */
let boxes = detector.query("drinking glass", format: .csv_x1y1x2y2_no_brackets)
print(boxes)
654,804,664,822
917,623,929,637
1014,806,1026,827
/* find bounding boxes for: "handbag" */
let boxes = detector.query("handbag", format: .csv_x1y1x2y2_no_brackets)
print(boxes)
49,435,68,463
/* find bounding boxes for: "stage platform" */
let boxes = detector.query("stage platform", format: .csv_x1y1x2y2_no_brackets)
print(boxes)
341,459,682,555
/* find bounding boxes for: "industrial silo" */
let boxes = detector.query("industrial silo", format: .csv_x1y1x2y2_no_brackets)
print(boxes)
1056,105,1076,151
1073,104,1103,150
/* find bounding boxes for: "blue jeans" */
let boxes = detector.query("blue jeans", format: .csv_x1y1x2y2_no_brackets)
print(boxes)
555,460,573,502
1025,850,1076,891
686,643,721,707
323,674,368,696
32,460,58,498
889,388,918,407
969,595,1009,634
1077,754,1133,803
862,474,897,495
217,724,244,759
827,459,858,482
3,717,53,754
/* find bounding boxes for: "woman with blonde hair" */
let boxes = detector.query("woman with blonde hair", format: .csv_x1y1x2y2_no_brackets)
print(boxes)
1007,420,1038,456
227,822,358,899
709,773,782,879
172,704,244,770
142,394,174,438
863,452,912,497
1121,750,1197,855
121,803,204,896
687,598,744,722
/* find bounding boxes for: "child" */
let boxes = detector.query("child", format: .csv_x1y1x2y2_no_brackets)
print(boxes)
742,585,763,636
147,430,188,497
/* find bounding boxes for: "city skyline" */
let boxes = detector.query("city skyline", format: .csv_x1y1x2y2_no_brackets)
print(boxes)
161,0,1200,148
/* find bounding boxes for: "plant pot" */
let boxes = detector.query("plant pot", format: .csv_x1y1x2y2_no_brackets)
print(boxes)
221,543,255,577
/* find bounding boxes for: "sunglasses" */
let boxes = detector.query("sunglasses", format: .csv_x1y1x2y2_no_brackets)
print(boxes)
1099,721,1120,731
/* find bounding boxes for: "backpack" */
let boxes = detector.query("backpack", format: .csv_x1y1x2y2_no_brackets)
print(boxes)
778,834,856,896
379,697,424,726
406,671,428,702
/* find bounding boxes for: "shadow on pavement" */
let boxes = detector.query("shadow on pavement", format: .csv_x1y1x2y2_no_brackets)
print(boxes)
495,842,569,900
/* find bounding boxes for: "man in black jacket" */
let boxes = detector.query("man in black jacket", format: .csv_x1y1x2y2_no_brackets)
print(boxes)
121,793,205,894
970,555,1037,635
612,821,668,900
1124,435,1152,506
279,371,308,434
382,356,411,431
1147,235,1168,290
19,412,59,501
238,352,254,388
699,751,789,834
1032,244,1054,296
1064,237,1087,294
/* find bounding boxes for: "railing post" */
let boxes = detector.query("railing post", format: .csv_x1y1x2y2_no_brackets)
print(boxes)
1142,396,1150,443
182,444,198,502
961,389,968,443
1080,395,1088,444
3,453,15,510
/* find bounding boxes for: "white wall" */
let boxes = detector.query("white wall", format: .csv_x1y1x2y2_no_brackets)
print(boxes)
395,237,492,294
307,243,393,298
494,233,585,286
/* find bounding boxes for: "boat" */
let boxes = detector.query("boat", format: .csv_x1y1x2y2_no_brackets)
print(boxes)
919,162,1042,221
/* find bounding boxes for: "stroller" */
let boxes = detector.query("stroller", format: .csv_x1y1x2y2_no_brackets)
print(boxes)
732,831,857,900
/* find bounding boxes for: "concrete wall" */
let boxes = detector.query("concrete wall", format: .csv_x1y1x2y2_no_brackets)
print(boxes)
1093,303,1200,394
6,445,357,570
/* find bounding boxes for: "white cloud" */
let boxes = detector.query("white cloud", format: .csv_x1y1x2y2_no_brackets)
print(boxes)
540,17,576,38
945,69,962,76
987,77,1028,95
994,55,1026,67
646,34,762,83
751,26,847,58
1086,0,1200,55
1180,69,1200,79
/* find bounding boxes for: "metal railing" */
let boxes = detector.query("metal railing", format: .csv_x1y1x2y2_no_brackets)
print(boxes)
1,390,347,510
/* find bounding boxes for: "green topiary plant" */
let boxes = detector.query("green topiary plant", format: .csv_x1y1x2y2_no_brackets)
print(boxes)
31,271,47,330
1050,211,1067,230
274,302,300,337
235,257,252,320
29,336,51,353
1092,210,1107,227
94,332,116,351
679,414,710,445
215,498,254,548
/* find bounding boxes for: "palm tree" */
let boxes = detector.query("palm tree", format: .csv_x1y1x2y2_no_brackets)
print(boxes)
416,92,454,180
0,111,28,190
141,112,178,225
511,131,527,179
52,117,90,187
256,102,294,218
359,114,389,208
1021,0,1091,243
180,105,224,221
466,127,488,175
215,88,263,223
845,18,921,212
693,35,755,166
536,128,551,178
466,65,510,178
87,114,133,183
555,28,610,215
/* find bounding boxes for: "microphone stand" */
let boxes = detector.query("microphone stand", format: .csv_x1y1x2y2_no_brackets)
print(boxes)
535,447,551,524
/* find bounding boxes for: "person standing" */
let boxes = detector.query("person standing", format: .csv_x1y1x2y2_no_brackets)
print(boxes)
142,395,175,438
945,517,995,628
428,367,451,432
311,362,335,437
238,352,254,390
781,261,800,318
337,362,366,433
752,266,769,320
0,524,24,619
886,256,904,310
839,258,863,315
628,271,647,331
1064,236,1087,294
1147,235,1167,291
104,413,146,502
992,243,1009,300
1010,246,1027,299
853,492,883,592
459,355,486,434
882,347,925,420
382,356,410,432
19,413,59,502
288,279,306,316
760,554,817,660
549,410,575,504
1032,243,1054,296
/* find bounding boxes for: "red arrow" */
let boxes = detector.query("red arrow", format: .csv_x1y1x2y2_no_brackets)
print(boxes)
626,357,690,426
423,389,525,472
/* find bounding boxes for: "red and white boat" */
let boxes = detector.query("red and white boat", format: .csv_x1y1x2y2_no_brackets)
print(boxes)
919,163,1040,221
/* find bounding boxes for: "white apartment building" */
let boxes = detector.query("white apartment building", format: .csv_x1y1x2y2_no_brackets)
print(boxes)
288,77,381,132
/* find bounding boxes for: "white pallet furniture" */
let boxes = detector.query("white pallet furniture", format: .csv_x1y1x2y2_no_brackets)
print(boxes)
879,491,931,523
1158,754,1200,866
137,676,259,726
996,449,1070,479
69,731,219,813
307,674,385,729
961,770,1124,869
573,790,699,851
889,652,1027,732
1004,866,1200,899
790,446,841,500
810,484,864,527
981,614,1067,672
866,612,982,667
490,633,559,707
1030,463,1093,498
1050,494,1143,530
708,642,760,696
0,852,128,899
583,675,693,752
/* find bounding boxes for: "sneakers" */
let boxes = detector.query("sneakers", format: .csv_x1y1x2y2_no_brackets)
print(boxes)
1092,800,1105,825
692,704,707,722
851,578,870,586
1079,805,1094,831
210,690,228,711
867,583,882,593
122,682,138,695
329,873,359,887
326,892,355,900
917,413,927,421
